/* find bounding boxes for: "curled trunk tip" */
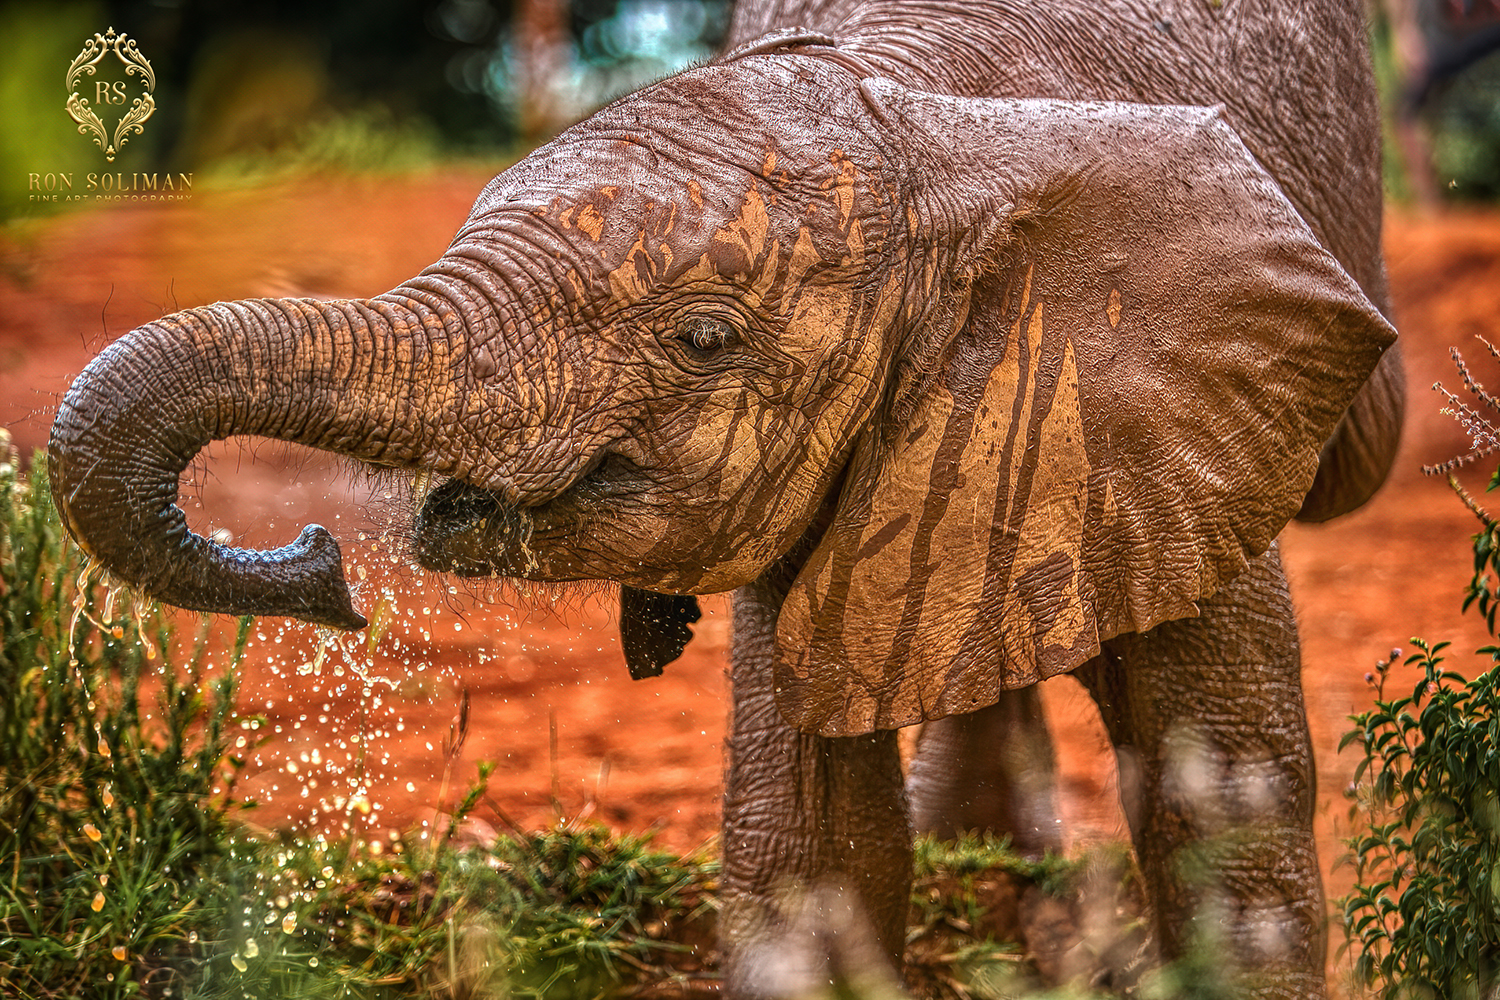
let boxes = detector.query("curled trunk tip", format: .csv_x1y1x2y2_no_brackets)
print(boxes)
47,306,382,632
248,524,369,630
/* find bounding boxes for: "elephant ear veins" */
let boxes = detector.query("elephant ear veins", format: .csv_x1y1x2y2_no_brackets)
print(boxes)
771,86,1396,737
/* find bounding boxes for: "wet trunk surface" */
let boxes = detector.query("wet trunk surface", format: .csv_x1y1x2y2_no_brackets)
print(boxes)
47,293,476,629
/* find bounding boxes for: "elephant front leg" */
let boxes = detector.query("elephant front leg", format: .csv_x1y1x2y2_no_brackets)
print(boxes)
720,575,912,997
1077,543,1326,999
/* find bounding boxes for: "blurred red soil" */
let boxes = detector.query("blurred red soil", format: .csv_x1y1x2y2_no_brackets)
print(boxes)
5,174,1500,985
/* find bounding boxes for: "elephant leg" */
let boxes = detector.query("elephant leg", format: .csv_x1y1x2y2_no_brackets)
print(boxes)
907,687,1063,855
721,573,911,997
1076,543,1325,1000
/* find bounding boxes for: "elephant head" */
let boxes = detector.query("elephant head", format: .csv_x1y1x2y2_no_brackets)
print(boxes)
49,43,1395,733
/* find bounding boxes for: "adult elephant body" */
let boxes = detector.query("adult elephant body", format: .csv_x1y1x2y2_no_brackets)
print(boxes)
49,1,1399,996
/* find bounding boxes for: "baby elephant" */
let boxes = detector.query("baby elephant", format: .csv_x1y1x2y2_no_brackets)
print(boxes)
49,1,1400,996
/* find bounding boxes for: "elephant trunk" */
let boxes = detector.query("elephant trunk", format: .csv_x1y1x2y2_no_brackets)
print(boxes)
48,287,487,629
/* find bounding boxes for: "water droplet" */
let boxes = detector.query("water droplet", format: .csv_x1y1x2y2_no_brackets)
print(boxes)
308,956,320,968
244,939,260,958
230,954,248,973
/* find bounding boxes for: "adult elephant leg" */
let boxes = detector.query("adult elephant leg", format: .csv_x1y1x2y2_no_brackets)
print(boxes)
1076,543,1325,1000
721,572,912,997
907,688,1063,855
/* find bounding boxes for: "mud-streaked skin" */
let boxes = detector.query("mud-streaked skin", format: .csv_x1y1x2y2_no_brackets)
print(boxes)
49,3,1400,996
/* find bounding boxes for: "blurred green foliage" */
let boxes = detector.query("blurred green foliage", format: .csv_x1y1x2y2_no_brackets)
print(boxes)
0,4,116,221
8,0,1498,222
1424,50,1500,201
1369,4,1500,203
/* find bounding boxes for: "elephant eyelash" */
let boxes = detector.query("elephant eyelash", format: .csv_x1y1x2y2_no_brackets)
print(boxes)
679,316,738,353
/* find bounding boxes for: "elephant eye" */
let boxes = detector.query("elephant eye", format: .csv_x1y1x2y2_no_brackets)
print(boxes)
679,316,737,353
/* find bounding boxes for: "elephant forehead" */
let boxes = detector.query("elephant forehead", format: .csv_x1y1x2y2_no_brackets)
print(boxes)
549,170,877,273
471,126,894,283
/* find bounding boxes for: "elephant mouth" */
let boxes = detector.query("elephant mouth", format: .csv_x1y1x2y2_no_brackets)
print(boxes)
410,477,530,576
409,452,624,579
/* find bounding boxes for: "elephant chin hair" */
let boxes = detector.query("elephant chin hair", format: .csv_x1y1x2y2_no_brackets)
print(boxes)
401,474,619,613
406,475,705,679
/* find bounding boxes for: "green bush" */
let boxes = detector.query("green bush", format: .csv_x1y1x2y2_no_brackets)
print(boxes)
1340,640,1500,999
180,820,720,1000
1341,343,1500,999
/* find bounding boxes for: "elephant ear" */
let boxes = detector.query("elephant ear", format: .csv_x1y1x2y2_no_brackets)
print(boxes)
774,82,1396,736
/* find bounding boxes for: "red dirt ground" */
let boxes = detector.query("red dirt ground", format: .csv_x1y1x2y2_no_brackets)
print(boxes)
4,173,1499,987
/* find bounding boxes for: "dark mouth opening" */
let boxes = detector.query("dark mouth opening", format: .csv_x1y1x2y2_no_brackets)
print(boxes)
410,450,638,577
410,478,515,575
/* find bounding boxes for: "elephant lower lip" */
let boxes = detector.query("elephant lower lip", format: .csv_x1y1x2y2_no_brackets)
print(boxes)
412,477,525,574
409,450,649,577
409,475,592,578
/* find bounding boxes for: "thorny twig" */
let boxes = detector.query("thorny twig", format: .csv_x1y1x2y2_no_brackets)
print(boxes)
1425,337,1500,526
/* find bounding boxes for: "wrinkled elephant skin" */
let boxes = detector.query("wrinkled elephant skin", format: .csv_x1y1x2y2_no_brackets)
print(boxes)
48,2,1400,996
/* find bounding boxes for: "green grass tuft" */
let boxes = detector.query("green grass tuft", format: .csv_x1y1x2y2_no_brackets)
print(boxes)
0,440,251,1000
